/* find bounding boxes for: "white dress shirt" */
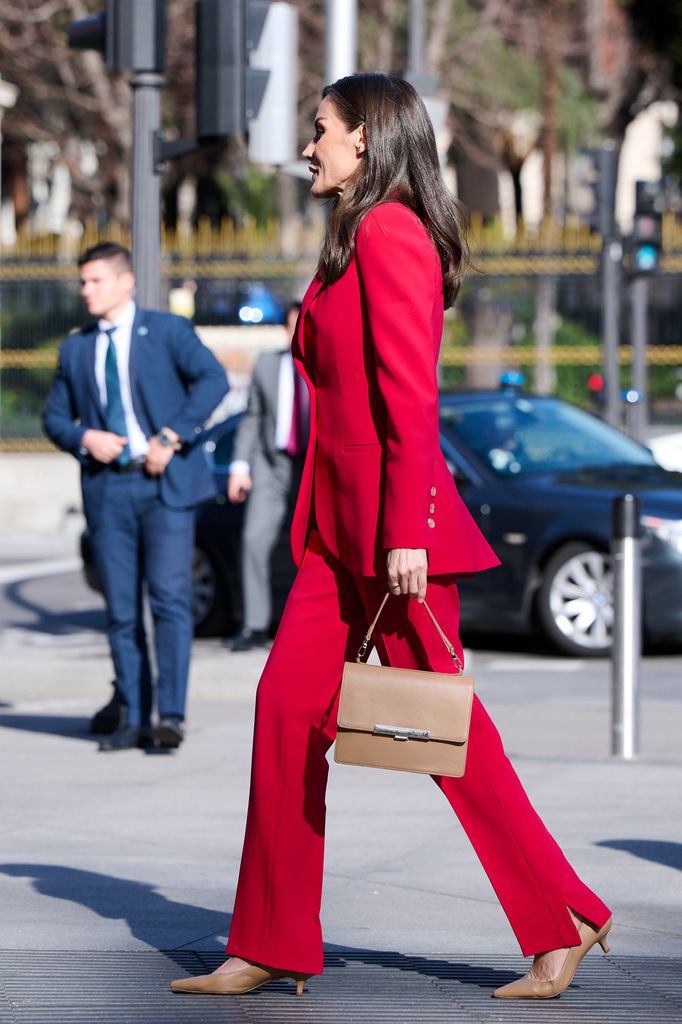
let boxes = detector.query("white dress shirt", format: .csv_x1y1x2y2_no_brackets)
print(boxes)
274,350,296,450
95,301,149,459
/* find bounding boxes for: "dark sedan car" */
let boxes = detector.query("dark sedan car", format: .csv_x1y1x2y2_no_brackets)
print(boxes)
190,413,295,636
438,392,682,654
83,392,682,655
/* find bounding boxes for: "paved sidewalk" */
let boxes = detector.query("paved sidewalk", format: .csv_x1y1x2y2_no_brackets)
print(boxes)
1,555,681,1021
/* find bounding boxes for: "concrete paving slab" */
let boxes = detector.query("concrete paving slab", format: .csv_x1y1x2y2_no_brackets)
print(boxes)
1,550,682,1020
1,690,681,960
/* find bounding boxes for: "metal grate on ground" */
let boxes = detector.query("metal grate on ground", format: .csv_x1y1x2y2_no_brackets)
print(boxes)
0,950,680,1024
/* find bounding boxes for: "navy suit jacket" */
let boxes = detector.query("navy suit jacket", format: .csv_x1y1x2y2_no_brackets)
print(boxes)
43,307,229,525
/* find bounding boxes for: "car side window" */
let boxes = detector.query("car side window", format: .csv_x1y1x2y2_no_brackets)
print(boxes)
439,434,475,484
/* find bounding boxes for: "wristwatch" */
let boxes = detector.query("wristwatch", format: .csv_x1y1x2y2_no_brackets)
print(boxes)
158,429,182,452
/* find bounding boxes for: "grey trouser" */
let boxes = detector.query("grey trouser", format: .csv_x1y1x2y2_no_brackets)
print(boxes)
241,450,302,630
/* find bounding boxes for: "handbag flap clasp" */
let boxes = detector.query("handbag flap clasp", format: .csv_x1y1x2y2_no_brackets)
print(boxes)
373,724,430,741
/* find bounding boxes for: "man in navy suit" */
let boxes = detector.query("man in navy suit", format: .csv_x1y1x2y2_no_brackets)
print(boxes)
43,243,229,751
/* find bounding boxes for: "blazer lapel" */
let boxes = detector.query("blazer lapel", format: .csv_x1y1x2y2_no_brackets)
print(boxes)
83,327,104,419
293,272,324,372
128,307,152,430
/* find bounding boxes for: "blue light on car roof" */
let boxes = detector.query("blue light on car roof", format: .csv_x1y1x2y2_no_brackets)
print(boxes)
238,305,265,324
499,370,526,389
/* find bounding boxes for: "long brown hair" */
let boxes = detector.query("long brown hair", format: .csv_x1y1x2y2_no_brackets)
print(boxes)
318,72,468,309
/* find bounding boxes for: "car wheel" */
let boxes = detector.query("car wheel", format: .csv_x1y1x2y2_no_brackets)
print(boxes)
537,542,613,656
192,545,231,637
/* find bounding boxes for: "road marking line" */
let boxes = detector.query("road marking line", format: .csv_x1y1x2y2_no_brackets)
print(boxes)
484,658,585,672
0,628,105,648
0,558,82,585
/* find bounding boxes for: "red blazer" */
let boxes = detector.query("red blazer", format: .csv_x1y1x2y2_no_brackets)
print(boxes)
290,201,499,578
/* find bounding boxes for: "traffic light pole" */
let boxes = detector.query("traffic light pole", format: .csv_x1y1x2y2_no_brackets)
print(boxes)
325,0,357,83
131,71,164,309
629,275,649,441
70,0,278,306
592,142,622,429
602,238,623,428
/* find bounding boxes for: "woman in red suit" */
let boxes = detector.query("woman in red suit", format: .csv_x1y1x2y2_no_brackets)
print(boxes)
171,73,612,1001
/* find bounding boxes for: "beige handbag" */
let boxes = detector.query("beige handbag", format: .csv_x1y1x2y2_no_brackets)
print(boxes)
334,593,474,778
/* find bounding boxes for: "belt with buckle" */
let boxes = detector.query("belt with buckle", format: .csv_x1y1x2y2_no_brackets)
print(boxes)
109,459,146,474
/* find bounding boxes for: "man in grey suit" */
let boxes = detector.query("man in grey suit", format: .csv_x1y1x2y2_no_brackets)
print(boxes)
226,302,306,651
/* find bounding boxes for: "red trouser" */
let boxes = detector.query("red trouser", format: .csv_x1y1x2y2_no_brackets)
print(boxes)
226,531,611,975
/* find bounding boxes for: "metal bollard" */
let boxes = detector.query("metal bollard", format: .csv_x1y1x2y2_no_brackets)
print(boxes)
610,493,642,759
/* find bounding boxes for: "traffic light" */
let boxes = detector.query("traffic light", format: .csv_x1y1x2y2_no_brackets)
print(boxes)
247,2,298,165
196,0,271,139
68,0,165,73
581,142,619,238
632,180,663,274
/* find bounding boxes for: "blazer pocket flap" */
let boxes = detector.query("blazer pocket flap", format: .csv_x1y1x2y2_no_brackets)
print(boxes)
342,442,381,452
338,662,474,744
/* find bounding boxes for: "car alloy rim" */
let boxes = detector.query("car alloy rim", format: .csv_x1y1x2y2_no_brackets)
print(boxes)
192,548,217,625
548,550,613,649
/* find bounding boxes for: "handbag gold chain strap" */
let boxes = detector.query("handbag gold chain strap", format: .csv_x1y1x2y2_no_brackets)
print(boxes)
356,592,463,673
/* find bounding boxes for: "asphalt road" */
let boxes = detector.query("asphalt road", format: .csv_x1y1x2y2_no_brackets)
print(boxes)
1,557,681,707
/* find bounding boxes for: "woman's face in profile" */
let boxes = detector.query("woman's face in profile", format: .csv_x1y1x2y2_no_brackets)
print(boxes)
302,96,366,198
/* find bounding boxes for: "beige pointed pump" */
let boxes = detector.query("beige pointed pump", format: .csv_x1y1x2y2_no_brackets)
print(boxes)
492,915,613,1000
170,961,311,997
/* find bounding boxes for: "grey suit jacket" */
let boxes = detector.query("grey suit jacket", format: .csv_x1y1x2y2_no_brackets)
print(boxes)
233,349,288,467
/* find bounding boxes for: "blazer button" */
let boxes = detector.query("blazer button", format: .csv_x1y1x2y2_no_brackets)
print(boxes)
430,486,437,497
429,503,435,513
427,518,435,528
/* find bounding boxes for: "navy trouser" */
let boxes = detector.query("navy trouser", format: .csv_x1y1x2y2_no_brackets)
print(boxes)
90,470,195,728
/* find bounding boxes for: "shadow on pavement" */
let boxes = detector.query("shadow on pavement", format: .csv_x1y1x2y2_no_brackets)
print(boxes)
322,947,518,990
3,577,106,636
0,864,230,969
0,714,177,756
0,712,96,741
0,863,518,993
597,839,682,872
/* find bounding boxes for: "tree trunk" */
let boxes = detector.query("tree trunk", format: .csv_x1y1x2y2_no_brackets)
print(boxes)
534,275,558,395
276,168,298,257
510,164,523,221
540,4,560,220
375,0,398,70
425,0,452,74
455,145,500,220
464,286,513,389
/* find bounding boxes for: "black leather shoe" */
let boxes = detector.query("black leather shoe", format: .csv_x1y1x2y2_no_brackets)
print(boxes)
138,726,155,749
225,628,269,652
98,725,143,752
89,685,124,735
155,717,184,749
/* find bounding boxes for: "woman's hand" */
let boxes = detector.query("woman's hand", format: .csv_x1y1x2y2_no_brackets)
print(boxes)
386,548,428,602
